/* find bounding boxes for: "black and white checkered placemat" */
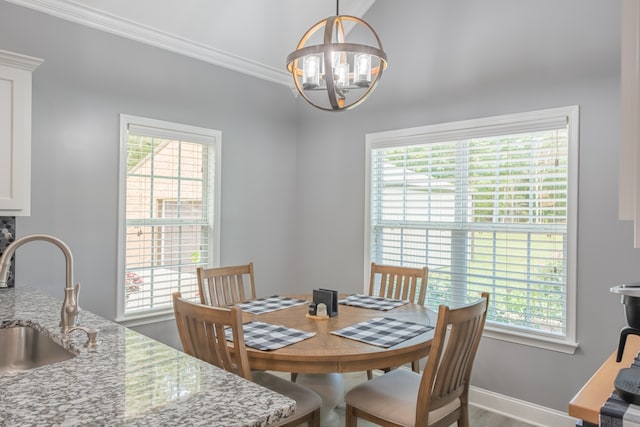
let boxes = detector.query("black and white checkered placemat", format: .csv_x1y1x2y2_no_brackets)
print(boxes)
338,294,409,311
601,355,640,427
225,321,316,351
601,391,640,426
235,295,308,315
330,317,433,348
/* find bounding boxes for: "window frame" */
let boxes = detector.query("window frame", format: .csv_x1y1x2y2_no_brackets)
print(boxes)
116,114,221,326
364,106,579,353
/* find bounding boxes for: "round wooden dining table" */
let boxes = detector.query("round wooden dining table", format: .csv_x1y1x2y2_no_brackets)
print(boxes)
241,294,436,374
239,294,436,427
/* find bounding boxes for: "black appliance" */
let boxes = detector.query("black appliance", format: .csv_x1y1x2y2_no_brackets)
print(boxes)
611,283,640,362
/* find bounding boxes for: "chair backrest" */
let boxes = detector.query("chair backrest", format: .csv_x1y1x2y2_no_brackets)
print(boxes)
172,292,252,380
197,262,257,306
369,262,429,305
415,292,489,425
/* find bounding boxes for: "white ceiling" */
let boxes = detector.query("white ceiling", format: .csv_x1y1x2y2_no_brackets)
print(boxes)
5,0,622,110
6,0,376,87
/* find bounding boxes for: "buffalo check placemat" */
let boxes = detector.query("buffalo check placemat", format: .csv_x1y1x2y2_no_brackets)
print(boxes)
338,294,409,311
330,317,433,348
600,354,640,426
234,295,308,315
601,391,640,427
225,321,316,351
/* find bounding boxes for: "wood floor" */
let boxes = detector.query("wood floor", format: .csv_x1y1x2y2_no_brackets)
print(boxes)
464,406,535,427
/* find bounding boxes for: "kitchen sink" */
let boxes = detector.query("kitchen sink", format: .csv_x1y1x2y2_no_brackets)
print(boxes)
0,325,76,373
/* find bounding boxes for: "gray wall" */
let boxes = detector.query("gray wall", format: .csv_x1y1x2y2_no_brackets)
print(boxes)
0,1,300,343
293,0,633,413
0,0,636,415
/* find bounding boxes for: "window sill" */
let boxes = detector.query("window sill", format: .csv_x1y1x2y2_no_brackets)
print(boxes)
483,325,578,354
115,309,175,328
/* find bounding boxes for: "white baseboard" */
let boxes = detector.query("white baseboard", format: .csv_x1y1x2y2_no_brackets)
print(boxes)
469,386,578,427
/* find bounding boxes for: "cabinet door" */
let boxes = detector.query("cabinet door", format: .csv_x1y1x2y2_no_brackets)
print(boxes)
0,64,31,215
0,50,42,217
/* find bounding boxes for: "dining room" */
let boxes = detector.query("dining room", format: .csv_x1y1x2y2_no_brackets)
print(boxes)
0,0,635,426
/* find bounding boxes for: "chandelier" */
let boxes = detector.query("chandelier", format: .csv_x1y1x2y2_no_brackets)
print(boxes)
286,1,388,111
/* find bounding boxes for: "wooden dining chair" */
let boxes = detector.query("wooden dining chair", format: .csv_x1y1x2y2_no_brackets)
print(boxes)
172,292,321,427
196,262,257,306
367,262,429,379
345,292,490,427
369,262,428,306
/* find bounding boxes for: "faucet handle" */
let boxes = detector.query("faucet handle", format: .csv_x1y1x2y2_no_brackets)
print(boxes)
67,326,99,348
60,282,81,331
73,282,81,316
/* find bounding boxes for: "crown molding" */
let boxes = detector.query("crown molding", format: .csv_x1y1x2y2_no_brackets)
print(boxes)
6,0,293,87
0,48,44,71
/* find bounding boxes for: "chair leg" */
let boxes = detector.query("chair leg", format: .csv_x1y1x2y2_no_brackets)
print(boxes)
345,404,358,427
411,359,420,373
459,396,469,427
366,370,373,380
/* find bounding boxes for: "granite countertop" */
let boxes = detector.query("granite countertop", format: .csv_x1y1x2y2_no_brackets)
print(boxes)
0,287,295,426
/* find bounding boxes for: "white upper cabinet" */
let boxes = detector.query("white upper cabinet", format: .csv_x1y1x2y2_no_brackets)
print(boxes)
0,49,43,216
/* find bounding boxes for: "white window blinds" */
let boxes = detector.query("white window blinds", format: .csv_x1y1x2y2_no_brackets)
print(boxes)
118,115,221,320
366,106,578,349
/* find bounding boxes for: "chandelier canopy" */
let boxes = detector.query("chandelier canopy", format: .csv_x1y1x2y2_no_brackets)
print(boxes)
286,3,388,111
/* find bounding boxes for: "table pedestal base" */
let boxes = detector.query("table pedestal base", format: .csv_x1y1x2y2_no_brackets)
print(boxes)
295,373,345,427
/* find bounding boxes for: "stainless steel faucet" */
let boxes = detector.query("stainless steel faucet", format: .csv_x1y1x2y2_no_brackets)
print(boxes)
0,234,80,332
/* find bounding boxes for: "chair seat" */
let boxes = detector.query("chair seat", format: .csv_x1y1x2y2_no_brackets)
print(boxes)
345,369,460,426
252,371,322,426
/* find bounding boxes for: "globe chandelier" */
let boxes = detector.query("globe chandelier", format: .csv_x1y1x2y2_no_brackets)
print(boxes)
286,0,388,111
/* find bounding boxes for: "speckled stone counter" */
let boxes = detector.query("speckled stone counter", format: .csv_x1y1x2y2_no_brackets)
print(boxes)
0,287,296,426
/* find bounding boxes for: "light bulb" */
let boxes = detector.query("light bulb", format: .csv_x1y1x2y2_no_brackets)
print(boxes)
335,63,349,87
354,53,372,87
303,55,321,89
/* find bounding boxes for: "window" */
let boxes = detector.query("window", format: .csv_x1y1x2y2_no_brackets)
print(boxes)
365,106,578,353
117,115,221,323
